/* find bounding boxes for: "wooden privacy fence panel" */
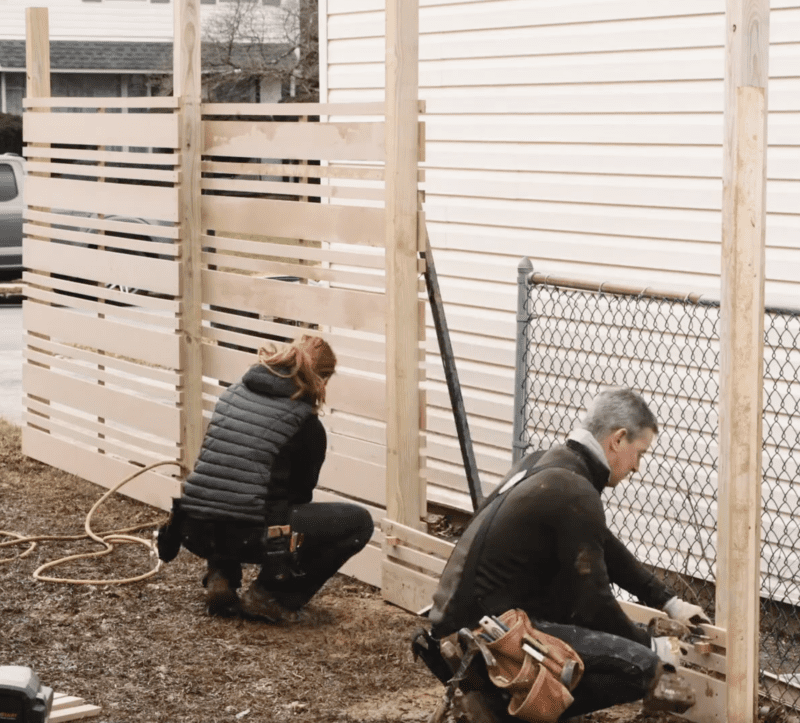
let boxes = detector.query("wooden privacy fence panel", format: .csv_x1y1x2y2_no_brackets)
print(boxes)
198,102,408,587
21,99,184,509
19,98,418,589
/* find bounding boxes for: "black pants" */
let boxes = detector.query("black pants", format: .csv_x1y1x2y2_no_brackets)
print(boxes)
471,621,660,720
181,502,374,611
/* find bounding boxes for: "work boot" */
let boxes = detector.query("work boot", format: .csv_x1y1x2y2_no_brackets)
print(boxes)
205,570,241,618
240,581,285,623
643,663,696,714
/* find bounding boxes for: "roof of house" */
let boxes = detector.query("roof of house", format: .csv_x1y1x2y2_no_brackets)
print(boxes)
0,39,293,73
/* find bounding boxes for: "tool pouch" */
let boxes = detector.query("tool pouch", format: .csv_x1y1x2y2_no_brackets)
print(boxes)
261,525,305,581
475,609,584,723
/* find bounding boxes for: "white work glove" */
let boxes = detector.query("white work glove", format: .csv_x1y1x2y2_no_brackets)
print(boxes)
651,636,688,671
663,596,711,627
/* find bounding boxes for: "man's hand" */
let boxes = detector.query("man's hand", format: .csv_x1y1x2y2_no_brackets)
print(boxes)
663,596,711,628
651,636,688,671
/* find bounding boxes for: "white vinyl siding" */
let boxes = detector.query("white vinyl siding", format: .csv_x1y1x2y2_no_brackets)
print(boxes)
322,0,800,512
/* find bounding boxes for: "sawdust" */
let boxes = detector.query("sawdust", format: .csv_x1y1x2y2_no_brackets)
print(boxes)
0,418,695,723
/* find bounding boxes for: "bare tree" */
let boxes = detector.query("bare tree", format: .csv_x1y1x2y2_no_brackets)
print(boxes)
202,0,319,104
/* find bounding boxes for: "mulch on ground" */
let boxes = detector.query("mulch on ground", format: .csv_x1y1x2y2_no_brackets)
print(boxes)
1,418,685,722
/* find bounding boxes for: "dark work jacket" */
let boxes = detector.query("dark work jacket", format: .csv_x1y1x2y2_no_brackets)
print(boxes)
429,441,674,647
180,364,326,524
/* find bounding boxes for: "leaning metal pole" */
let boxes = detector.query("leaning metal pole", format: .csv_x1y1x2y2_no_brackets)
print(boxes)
512,258,534,464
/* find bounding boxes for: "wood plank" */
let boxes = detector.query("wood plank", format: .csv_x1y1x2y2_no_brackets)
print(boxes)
23,146,179,167
48,704,102,723
201,177,383,202
202,269,386,334
326,371,386,421
326,413,385,446
24,111,179,149
201,251,385,289
317,452,386,508
24,410,179,469
24,333,181,386
22,427,180,510
25,222,178,258
25,96,179,109
24,238,179,297
384,0,422,529
382,559,437,615
680,668,726,723
718,3,770,722
51,696,85,710
23,363,181,440
202,196,384,246
202,160,385,182
24,285,180,330
24,209,180,240
381,519,455,559
24,302,181,369
174,0,204,475
25,160,180,184
25,397,179,459
203,120,385,162
201,233,385,269
24,348,180,403
202,101,385,116
339,540,383,589
384,540,447,576
25,176,180,224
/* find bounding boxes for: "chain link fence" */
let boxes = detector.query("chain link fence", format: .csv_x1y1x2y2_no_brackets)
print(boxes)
512,258,800,708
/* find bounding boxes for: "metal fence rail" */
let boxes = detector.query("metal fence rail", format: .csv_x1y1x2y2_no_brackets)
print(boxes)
513,257,800,707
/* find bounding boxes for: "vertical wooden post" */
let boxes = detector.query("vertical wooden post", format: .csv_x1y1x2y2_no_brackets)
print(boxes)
384,0,421,528
717,1,769,721
26,8,50,100
174,0,204,475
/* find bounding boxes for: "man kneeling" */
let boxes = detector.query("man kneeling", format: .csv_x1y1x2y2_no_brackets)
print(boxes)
419,388,709,720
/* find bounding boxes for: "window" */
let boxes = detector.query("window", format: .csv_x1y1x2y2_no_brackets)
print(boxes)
0,164,18,203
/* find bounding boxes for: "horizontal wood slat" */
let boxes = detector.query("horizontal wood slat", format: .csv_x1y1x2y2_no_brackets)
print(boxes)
201,234,385,269
317,452,386,507
202,196,384,246
25,410,178,470
202,160,385,182
25,397,180,460
25,176,180,224
382,559,439,615
24,111,179,148
24,146,179,167
202,251,385,289
24,348,180,403
24,238,179,296
25,96,179,109
23,271,181,315
25,222,178,258
22,427,181,511
23,302,181,369
25,160,181,184
24,209,180,240
201,177,384,202
202,101,385,116
381,519,456,560
203,120,385,162
24,332,181,386
203,269,386,334
23,363,181,440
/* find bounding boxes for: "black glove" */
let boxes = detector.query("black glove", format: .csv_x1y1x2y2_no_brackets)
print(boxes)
156,498,184,563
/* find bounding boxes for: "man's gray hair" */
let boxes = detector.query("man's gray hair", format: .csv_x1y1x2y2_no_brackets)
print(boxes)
580,387,658,442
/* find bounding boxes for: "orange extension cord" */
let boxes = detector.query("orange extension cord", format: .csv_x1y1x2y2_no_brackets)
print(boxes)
0,459,180,585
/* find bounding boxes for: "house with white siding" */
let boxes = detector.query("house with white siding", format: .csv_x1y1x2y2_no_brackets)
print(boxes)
0,0,300,113
320,0,800,511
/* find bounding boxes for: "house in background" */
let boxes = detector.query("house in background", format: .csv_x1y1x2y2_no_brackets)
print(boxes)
0,0,304,113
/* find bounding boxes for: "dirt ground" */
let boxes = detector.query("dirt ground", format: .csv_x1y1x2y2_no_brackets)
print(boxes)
1,418,685,723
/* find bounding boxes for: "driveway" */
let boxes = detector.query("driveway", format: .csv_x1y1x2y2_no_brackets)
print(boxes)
0,304,22,426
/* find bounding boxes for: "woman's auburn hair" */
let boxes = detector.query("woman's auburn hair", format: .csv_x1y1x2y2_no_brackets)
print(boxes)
257,335,337,412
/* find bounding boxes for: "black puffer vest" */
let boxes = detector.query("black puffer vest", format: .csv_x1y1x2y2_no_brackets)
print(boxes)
180,364,315,523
